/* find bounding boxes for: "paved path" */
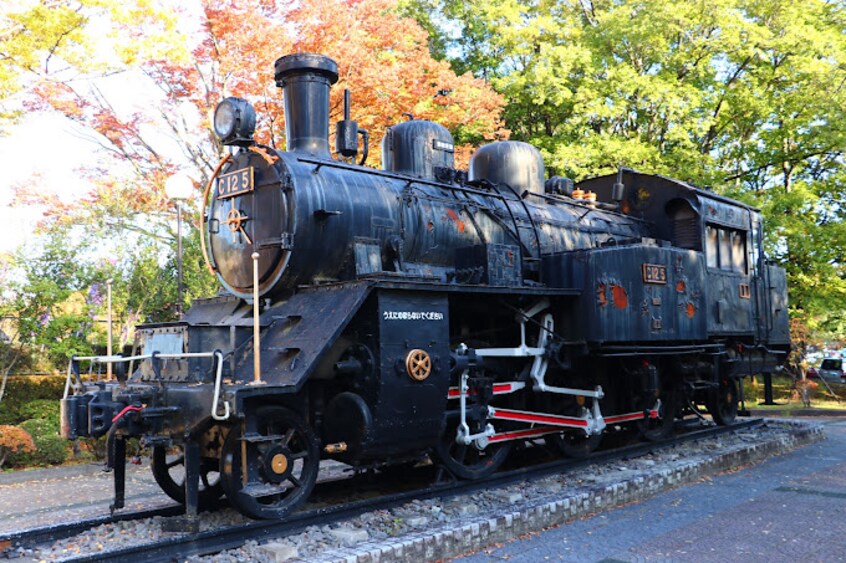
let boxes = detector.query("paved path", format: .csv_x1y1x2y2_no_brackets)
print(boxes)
0,461,173,534
459,418,846,562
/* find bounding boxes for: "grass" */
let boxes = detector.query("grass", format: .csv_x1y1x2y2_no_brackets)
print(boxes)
742,374,846,411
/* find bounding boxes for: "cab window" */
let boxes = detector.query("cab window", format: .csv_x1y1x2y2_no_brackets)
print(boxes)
706,224,747,274
706,226,718,268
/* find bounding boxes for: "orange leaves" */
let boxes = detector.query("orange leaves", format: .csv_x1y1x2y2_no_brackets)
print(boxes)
185,0,506,165
0,425,35,453
0,425,35,468
23,0,507,240
267,0,507,166
28,80,87,119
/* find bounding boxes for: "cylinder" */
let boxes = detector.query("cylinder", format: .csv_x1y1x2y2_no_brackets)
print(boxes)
274,53,339,157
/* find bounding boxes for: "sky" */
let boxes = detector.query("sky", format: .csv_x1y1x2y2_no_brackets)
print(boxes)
0,113,91,254
0,73,197,258
0,1,202,256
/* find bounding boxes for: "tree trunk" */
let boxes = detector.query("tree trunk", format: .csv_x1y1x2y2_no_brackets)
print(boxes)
783,160,793,193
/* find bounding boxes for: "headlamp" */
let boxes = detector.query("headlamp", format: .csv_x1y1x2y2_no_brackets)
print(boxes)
212,97,256,146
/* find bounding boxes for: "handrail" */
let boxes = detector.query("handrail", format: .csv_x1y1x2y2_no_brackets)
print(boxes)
210,350,230,421
71,351,223,363
63,358,75,399
200,155,233,275
72,353,152,363
65,351,232,421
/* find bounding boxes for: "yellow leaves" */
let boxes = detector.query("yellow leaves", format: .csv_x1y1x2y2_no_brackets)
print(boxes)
2,3,89,70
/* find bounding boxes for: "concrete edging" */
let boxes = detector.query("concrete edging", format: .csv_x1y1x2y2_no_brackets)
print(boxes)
311,420,824,563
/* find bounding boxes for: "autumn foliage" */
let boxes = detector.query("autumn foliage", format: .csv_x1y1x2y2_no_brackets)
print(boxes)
0,425,35,468
20,0,506,231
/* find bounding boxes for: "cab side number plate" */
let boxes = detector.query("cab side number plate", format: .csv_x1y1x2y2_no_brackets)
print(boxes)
217,168,254,199
642,263,667,284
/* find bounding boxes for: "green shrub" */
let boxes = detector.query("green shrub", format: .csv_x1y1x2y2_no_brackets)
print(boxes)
17,400,61,428
8,418,68,466
0,375,65,426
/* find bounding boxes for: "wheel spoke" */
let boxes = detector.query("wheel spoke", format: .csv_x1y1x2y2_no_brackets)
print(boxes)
221,407,320,519
166,455,184,469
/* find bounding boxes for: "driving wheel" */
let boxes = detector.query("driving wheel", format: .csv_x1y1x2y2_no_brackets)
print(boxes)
707,376,739,426
220,407,319,519
151,446,224,509
433,409,512,480
638,383,677,441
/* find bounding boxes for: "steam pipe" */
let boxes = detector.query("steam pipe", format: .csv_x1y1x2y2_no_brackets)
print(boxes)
343,88,350,121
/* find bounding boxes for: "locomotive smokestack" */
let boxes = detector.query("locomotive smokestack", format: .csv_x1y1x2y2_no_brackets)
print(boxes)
274,53,339,157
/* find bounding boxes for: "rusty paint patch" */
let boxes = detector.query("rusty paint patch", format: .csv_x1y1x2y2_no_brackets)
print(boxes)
597,284,608,307
611,284,628,309
446,209,465,233
686,303,696,318
676,280,686,292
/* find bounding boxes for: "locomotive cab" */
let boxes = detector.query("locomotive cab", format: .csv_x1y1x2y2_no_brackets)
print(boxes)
577,170,789,353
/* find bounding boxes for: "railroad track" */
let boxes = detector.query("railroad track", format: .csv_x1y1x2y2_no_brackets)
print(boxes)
1,418,764,562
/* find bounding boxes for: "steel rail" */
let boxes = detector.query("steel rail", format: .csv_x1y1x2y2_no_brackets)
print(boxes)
0,504,186,549
12,418,763,562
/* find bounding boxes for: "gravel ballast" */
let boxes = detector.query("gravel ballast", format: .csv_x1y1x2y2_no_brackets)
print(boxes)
199,419,823,563
17,419,823,562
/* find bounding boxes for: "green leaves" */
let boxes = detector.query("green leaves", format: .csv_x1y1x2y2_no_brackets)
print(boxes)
414,0,846,338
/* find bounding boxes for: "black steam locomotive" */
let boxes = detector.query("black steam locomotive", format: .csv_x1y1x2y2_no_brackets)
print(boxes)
61,53,789,521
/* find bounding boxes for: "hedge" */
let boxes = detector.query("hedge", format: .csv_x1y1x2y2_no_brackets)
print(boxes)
1,375,69,467
0,375,65,426
8,418,68,466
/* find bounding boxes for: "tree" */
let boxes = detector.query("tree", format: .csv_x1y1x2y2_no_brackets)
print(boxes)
0,0,183,131
4,0,506,364
412,0,846,336
3,229,99,369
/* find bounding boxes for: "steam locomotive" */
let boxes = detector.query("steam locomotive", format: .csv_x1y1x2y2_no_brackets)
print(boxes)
60,53,789,522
